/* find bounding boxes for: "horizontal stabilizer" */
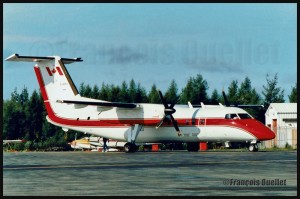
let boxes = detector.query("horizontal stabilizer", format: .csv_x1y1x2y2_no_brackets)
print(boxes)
57,100,138,108
5,54,83,64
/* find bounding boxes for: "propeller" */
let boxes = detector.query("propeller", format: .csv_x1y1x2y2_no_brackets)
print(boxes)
222,89,230,107
156,90,182,136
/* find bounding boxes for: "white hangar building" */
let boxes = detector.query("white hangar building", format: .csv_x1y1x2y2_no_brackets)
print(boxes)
264,103,297,148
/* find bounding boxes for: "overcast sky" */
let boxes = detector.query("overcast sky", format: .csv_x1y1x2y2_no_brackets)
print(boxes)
3,3,297,102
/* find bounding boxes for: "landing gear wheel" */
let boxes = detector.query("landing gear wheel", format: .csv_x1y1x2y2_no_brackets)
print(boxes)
124,143,137,153
254,144,258,152
187,142,199,152
248,144,258,152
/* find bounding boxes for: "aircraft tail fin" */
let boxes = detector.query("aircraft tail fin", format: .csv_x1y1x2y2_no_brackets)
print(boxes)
5,54,82,101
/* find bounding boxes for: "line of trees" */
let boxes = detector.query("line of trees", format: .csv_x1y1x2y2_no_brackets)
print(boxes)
3,73,297,151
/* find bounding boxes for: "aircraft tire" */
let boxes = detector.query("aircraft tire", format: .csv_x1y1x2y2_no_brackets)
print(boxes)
248,144,258,152
124,143,137,153
254,144,258,152
187,142,199,152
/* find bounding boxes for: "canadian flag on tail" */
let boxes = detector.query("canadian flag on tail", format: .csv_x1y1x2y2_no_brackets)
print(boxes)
46,66,64,76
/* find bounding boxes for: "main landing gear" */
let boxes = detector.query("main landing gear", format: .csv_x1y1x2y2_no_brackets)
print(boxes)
186,142,199,152
124,142,138,153
125,124,142,153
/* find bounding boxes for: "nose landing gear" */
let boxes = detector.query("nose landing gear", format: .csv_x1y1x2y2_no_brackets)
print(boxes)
248,143,258,152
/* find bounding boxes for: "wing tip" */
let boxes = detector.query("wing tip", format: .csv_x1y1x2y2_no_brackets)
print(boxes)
5,53,19,61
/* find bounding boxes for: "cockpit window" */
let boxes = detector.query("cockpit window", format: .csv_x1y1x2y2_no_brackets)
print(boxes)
225,113,252,119
238,113,252,119
225,113,238,119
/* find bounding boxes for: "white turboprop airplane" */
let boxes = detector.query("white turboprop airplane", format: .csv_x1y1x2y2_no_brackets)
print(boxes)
5,54,275,152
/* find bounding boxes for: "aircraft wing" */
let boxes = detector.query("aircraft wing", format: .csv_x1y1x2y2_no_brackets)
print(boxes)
235,105,264,108
57,100,139,108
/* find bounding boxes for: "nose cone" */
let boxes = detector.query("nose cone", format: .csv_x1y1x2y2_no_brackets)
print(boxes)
248,120,276,141
257,125,276,140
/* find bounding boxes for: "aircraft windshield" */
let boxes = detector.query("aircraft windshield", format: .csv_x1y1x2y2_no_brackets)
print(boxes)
225,114,238,119
225,113,252,119
238,113,252,119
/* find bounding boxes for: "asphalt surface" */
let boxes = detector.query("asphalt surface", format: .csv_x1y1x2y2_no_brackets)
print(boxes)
3,150,297,196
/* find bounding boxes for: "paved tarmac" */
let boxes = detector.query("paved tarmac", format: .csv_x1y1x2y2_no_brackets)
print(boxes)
3,150,297,196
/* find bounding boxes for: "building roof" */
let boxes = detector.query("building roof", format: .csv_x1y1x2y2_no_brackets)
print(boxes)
267,103,297,114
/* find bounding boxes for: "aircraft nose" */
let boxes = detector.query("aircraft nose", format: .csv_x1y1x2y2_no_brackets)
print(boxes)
261,126,276,140
237,119,275,141
251,120,275,141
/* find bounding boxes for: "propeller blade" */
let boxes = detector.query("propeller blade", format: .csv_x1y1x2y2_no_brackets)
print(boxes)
156,115,166,129
222,90,230,107
170,95,181,109
170,115,180,132
158,90,168,108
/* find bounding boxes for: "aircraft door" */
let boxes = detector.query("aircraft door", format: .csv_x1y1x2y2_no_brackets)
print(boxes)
198,117,207,139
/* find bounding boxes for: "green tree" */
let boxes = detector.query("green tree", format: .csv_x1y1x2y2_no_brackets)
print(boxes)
262,73,285,108
164,80,178,104
79,82,85,96
180,77,193,104
148,84,161,103
288,83,297,103
210,89,221,105
194,74,209,104
19,86,29,106
135,83,148,103
237,77,262,120
83,84,92,98
11,88,19,102
21,87,31,140
227,80,239,105
98,83,110,101
3,100,18,140
108,84,121,102
128,79,137,103
91,85,100,99
181,74,209,104
238,77,261,105
120,81,130,102
27,90,44,141
3,89,25,140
